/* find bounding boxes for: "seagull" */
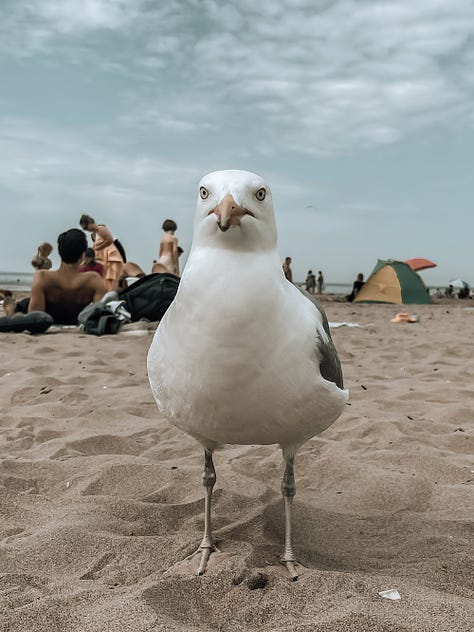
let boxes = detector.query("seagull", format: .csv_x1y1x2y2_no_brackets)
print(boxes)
147,170,348,580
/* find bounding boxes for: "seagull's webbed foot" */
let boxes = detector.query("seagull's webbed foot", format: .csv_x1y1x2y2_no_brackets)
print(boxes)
280,537,301,580
186,539,221,576
281,558,299,581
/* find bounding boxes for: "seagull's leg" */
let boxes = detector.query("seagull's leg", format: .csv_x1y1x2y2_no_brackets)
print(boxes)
280,451,299,580
190,448,220,575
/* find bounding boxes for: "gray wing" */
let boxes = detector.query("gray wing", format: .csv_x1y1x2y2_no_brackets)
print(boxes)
298,288,344,390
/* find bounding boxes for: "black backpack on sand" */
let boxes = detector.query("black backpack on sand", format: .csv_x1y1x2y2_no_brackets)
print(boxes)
118,273,179,322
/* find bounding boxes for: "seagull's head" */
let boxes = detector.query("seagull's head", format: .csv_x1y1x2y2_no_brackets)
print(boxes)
192,170,278,251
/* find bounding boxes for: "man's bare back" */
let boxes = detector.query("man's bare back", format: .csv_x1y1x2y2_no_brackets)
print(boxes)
28,229,106,325
31,268,104,307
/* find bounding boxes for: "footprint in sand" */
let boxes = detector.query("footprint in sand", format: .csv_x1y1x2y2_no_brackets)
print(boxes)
51,434,145,459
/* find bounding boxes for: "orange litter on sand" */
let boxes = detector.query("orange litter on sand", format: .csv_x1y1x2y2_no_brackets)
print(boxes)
391,312,419,323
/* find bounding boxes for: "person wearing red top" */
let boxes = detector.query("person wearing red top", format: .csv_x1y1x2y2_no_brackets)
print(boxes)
79,247,104,276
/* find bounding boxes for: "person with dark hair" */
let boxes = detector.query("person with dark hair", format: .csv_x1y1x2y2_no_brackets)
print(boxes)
154,218,179,275
346,272,364,302
317,270,324,294
25,229,106,325
305,269,316,294
282,257,292,282
79,213,124,291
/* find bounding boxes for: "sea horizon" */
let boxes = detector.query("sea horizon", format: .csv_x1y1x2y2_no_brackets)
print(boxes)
0,270,456,296
0,270,357,295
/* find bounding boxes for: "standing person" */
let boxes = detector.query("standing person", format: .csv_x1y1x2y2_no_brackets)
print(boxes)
31,242,53,270
305,269,316,294
282,257,293,283
152,245,184,276
317,270,324,294
155,219,179,275
79,214,124,291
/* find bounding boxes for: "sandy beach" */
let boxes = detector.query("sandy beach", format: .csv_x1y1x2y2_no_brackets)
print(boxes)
1,299,473,631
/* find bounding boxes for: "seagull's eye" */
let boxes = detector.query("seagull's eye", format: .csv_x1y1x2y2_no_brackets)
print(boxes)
200,186,209,200
255,188,266,201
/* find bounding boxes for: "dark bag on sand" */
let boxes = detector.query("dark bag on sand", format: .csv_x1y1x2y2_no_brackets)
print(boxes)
0,311,53,334
118,273,179,322
77,302,122,336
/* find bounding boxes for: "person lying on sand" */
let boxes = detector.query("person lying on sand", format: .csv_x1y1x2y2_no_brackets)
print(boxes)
5,229,106,325
117,261,146,290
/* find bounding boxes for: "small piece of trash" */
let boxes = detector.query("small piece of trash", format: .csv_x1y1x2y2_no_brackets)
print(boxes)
66,481,70,488
40,387,52,395
378,589,401,601
391,313,419,323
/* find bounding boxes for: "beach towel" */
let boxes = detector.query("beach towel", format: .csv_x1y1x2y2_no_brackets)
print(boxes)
118,272,179,322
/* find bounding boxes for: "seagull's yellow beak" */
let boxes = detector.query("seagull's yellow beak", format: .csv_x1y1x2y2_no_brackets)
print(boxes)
209,194,254,232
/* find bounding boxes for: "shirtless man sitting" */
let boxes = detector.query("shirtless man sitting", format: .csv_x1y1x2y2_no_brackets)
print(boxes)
28,229,106,325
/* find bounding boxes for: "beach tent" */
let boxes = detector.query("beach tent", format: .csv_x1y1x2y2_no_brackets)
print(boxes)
354,259,433,304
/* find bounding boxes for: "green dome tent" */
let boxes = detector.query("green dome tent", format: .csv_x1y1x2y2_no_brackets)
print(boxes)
354,259,433,304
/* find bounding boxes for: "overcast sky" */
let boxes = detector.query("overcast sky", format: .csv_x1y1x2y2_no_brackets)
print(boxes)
1,0,473,285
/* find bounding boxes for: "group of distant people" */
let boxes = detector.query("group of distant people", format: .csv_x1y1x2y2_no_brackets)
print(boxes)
305,270,325,295
31,215,181,292
282,258,326,294
284,257,364,301
4,215,182,326
283,257,365,301
442,284,471,300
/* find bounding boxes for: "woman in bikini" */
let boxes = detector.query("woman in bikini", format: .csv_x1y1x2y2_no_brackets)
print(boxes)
152,219,180,276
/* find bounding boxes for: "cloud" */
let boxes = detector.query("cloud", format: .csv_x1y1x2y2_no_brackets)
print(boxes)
119,0,474,153
0,117,200,199
3,0,473,155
